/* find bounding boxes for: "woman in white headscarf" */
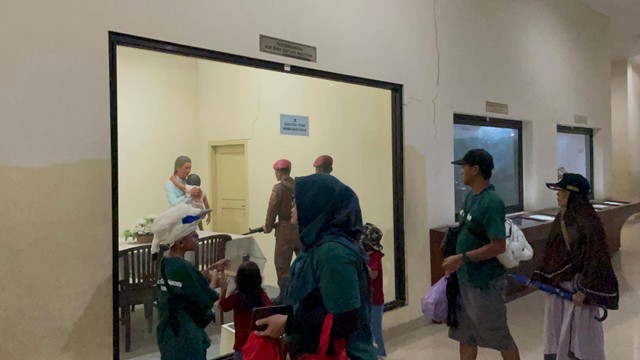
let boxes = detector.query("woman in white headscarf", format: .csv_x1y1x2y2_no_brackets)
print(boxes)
152,203,229,360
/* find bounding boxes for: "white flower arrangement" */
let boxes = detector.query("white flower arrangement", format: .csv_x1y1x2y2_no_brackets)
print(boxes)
123,215,157,241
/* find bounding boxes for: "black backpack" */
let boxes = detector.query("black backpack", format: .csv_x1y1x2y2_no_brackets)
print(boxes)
441,226,460,328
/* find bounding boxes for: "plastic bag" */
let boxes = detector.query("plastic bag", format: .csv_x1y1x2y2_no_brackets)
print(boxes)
242,332,283,360
421,275,448,323
299,313,348,360
497,219,533,268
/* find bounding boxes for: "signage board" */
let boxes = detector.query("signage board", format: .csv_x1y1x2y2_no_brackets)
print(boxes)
486,101,509,115
574,115,588,124
280,114,309,136
260,35,317,62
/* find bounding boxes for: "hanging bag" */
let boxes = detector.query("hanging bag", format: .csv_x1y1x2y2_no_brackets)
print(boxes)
497,219,533,268
421,275,449,323
299,313,348,360
242,332,283,360
440,225,461,327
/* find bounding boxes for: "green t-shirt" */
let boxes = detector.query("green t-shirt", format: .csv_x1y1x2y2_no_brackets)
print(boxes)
456,184,506,289
313,241,377,360
156,257,219,360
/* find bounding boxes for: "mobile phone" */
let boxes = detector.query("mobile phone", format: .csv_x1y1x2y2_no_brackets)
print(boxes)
252,305,293,331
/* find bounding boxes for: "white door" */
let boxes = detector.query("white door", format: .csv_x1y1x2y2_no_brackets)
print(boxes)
212,144,248,234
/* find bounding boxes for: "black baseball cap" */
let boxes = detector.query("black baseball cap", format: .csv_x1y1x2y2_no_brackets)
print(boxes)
451,148,494,172
546,173,590,194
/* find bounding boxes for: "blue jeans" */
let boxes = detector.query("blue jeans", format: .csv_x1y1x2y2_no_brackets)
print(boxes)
371,305,386,357
233,351,243,360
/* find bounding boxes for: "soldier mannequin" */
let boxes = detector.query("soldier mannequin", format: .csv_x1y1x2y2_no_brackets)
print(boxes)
264,159,301,304
313,155,333,174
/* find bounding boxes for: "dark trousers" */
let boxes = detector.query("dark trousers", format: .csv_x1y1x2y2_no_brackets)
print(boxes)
274,222,301,297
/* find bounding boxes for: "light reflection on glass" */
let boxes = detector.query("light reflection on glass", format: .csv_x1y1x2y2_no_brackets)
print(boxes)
453,124,520,214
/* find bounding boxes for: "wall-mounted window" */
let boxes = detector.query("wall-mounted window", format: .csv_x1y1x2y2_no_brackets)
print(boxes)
557,125,593,195
453,114,523,217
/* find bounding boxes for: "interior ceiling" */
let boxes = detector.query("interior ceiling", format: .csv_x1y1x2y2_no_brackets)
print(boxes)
580,0,640,60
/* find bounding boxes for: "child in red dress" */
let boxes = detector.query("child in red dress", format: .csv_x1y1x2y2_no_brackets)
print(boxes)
219,261,272,360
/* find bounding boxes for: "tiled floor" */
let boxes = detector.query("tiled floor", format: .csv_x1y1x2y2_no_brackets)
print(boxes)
385,216,640,359
119,309,222,359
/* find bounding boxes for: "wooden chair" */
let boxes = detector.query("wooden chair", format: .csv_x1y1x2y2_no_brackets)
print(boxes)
118,245,161,352
195,234,232,323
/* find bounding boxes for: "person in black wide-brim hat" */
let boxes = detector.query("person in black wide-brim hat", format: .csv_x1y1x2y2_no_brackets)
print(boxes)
533,172,619,360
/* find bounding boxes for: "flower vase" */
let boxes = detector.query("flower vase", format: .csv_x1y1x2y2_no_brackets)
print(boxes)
137,234,154,244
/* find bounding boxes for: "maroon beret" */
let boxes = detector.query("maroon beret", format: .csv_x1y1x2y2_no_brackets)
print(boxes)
313,155,333,167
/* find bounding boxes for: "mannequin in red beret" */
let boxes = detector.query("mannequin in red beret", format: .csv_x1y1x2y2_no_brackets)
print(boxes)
313,155,333,174
264,159,301,303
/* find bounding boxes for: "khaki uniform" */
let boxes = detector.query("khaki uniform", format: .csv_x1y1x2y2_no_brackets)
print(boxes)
264,176,301,298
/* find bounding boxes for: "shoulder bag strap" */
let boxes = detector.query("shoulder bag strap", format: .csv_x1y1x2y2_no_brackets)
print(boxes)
459,195,479,228
460,197,493,245
316,313,334,355
160,259,181,334
560,219,571,249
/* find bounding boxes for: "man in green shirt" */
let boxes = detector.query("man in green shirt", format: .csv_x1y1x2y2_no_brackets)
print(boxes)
443,149,521,360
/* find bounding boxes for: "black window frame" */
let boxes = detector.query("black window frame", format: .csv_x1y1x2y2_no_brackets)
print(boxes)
556,125,594,199
109,31,406,359
453,113,524,216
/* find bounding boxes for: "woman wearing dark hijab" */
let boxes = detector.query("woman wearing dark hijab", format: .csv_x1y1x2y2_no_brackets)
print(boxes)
255,173,377,360
533,173,619,360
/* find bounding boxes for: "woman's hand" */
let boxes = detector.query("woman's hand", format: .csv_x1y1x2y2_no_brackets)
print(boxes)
254,314,288,338
572,291,586,306
188,187,202,198
442,254,463,274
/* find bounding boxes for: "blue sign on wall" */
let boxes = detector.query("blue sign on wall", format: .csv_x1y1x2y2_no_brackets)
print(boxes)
280,114,309,136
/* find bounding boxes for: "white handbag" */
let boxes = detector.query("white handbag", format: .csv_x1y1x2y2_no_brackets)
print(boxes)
497,219,533,268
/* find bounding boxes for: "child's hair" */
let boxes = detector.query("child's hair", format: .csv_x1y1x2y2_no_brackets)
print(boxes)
235,261,264,312
186,173,201,186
